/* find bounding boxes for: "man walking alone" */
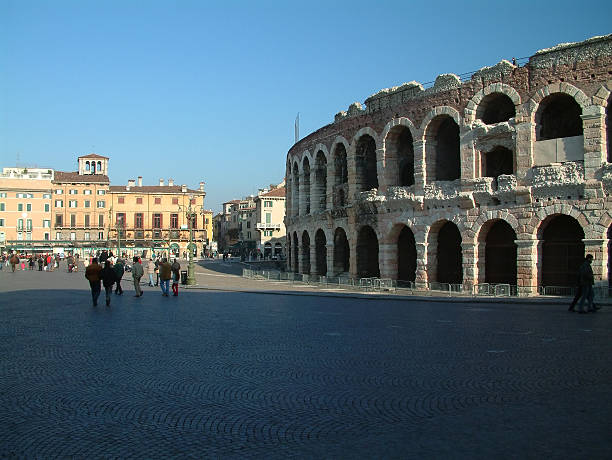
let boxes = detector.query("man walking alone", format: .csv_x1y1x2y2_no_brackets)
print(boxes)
85,257,103,306
159,258,172,297
132,256,144,297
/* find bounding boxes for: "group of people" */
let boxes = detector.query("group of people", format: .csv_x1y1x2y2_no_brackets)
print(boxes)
1,252,71,272
84,251,182,306
568,254,601,314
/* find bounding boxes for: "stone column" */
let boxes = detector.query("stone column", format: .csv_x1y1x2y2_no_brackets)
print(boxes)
326,242,334,277
459,129,476,181
515,238,538,296
379,243,396,279
475,241,486,285
293,174,300,217
461,241,476,290
309,243,318,276
349,237,358,279
415,242,428,284
298,173,307,217
413,140,426,190
514,121,533,179
581,106,606,180
376,147,387,194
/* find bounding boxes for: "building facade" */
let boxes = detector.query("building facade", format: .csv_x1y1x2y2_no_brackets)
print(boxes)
253,183,286,258
2,154,207,258
0,168,54,251
285,34,612,296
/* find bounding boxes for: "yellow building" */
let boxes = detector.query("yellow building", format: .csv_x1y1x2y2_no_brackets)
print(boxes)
108,177,206,258
0,167,54,253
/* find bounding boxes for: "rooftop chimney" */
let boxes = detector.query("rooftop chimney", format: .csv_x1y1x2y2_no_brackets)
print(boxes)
168,178,174,186
159,178,164,186
128,179,136,187
199,181,204,191
137,176,142,187
181,184,187,193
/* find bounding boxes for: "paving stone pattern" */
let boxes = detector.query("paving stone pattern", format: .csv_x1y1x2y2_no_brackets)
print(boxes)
1,269,611,458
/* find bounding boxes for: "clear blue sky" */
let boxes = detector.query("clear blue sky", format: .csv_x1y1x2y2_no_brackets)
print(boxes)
1,0,610,213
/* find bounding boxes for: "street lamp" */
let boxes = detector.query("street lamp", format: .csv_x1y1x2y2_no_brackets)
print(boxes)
179,195,203,286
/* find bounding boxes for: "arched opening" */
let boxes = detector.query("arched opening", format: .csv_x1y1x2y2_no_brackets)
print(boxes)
292,163,300,216
91,162,96,173
264,242,272,258
287,235,291,270
426,115,460,182
286,162,292,217
97,161,102,172
477,92,516,124
292,232,299,273
315,229,327,276
274,242,283,257
437,222,462,284
385,126,414,188
484,220,517,285
314,151,327,212
536,93,583,141
333,144,348,207
540,215,585,287
356,225,379,278
482,146,514,189
85,161,90,172
397,226,417,284
303,158,311,215
301,231,311,274
355,135,378,192
333,227,349,275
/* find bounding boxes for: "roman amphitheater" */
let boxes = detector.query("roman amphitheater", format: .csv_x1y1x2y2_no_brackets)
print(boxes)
284,34,612,296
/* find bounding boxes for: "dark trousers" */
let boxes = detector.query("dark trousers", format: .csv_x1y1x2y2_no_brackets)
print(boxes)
105,286,113,305
115,279,123,294
570,285,596,310
89,281,101,305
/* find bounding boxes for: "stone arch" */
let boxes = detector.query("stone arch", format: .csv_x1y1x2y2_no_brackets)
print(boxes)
476,219,518,285
352,131,379,193
331,138,349,208
525,204,589,239
427,219,462,284
313,149,328,212
537,214,585,288
465,83,521,124
85,161,90,172
535,93,583,141
292,162,300,216
333,226,350,275
382,119,416,188
423,111,461,183
314,228,327,276
480,146,514,184
356,225,380,278
292,231,299,273
418,106,462,138
302,156,311,215
396,224,417,284
301,230,311,274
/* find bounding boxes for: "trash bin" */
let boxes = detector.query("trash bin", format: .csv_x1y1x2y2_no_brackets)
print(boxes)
181,270,188,285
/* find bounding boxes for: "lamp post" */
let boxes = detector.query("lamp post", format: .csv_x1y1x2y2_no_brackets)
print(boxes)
180,195,203,286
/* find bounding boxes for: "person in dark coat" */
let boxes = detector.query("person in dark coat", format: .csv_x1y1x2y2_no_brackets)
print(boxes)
113,258,125,295
85,258,103,306
171,258,181,296
575,254,596,314
100,260,118,307
38,256,44,271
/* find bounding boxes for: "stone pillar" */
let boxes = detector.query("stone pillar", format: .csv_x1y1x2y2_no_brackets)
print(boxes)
415,242,428,284
459,130,476,181
515,238,538,296
475,241,486,285
298,173,305,216
293,174,300,217
581,106,606,180
583,238,609,290
379,243,395,279
309,243,318,276
461,241,476,290
326,242,334,276
349,237,358,279
376,147,387,194
514,121,533,180
413,140,426,189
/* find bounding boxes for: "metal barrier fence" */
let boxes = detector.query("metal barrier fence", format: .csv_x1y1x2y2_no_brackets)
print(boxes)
242,269,611,299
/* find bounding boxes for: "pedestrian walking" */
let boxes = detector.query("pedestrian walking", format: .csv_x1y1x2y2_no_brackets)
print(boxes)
100,261,118,306
29,256,35,270
154,258,160,286
113,258,125,295
159,258,172,296
9,253,19,272
132,256,144,297
171,258,181,296
575,254,597,314
38,256,43,271
85,257,103,306
147,258,156,286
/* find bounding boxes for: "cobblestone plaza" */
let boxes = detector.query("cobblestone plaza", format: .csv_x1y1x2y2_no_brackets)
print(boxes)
1,266,611,458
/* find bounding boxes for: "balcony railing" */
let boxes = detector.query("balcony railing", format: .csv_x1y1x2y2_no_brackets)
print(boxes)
257,223,281,230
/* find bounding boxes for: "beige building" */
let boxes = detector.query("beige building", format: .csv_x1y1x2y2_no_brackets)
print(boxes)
286,34,612,296
0,167,54,252
108,177,206,258
253,183,286,258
